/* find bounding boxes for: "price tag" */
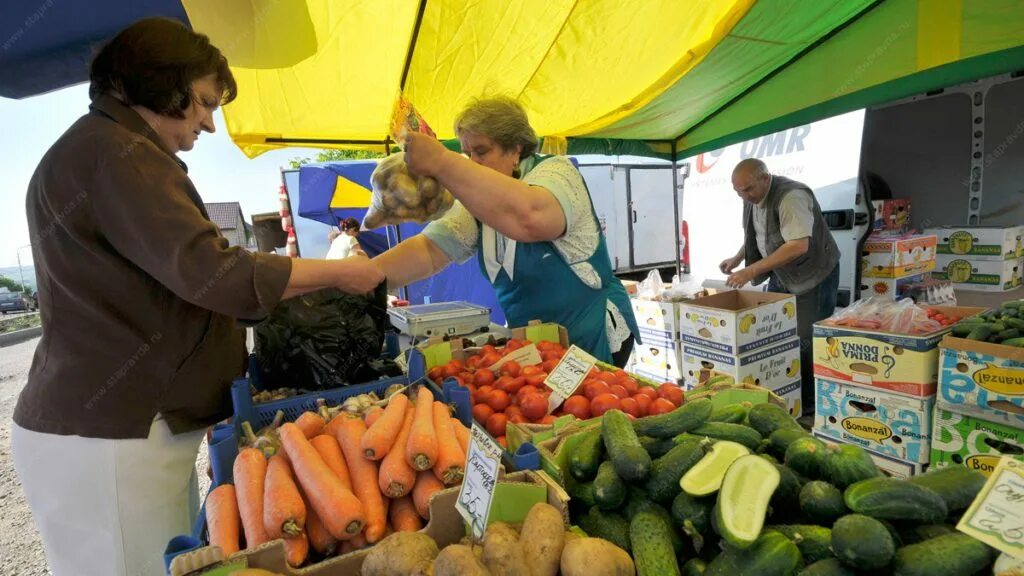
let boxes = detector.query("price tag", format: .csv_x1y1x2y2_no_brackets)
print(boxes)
957,457,1024,560
488,343,542,373
389,93,436,145
456,423,502,540
543,345,597,414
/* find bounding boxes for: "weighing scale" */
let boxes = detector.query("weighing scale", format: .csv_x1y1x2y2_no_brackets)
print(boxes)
387,301,492,340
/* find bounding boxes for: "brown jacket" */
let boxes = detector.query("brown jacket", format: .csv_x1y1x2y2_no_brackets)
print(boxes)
14,95,292,439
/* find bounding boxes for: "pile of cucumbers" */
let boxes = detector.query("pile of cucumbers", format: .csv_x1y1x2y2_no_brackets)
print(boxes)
951,299,1024,346
565,398,996,576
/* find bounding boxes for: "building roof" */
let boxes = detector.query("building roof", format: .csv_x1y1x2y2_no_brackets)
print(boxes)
204,202,243,231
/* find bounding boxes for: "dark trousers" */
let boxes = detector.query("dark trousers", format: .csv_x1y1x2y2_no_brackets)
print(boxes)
611,336,635,369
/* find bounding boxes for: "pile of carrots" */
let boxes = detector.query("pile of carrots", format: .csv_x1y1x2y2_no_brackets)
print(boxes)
204,386,470,567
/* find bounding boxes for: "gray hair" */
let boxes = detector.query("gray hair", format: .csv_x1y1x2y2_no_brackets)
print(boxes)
454,96,538,158
734,158,771,179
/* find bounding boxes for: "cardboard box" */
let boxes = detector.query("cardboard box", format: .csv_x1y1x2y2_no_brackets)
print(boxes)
680,337,802,391
872,199,911,232
678,290,797,355
814,379,934,463
632,298,683,340
932,255,1021,292
859,272,930,299
622,279,640,296
937,335,1024,428
633,333,683,379
765,378,803,417
813,430,927,479
930,407,1024,477
926,225,1024,261
861,234,937,278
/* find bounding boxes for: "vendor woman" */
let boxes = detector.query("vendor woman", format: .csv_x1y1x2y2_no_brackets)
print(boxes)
11,18,383,576
375,97,639,365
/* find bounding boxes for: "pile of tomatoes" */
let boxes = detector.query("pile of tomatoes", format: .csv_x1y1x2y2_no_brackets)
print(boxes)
426,338,685,447
924,307,961,327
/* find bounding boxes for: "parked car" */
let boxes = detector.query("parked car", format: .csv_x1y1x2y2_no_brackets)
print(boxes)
0,291,35,314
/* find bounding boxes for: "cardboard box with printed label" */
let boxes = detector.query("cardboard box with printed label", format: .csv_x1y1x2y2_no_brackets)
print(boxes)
631,298,682,340
932,255,1021,292
937,335,1024,428
861,234,937,278
930,407,1024,477
859,272,930,299
813,430,927,479
633,333,683,379
677,290,797,356
814,378,934,463
765,378,803,417
871,199,912,232
925,225,1024,261
680,337,802,391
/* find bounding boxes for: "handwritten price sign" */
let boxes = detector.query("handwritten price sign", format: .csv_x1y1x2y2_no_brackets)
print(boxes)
543,345,597,414
456,423,502,539
958,457,1024,559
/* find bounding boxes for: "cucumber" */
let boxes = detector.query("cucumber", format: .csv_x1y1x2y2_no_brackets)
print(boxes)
891,533,994,576
748,402,801,437
785,436,829,479
680,440,750,497
1004,317,1024,330
671,492,714,552
603,409,653,481
966,325,993,341
1003,336,1024,347
898,523,956,545
831,514,895,569
770,524,833,564
634,397,713,439
567,479,598,508
768,463,803,521
646,439,709,503
594,461,627,510
631,510,681,576
715,454,780,548
680,558,707,576
844,477,948,523
708,403,749,424
622,488,685,555
996,328,1021,341
705,530,801,576
768,427,811,458
569,429,604,481
800,481,847,525
826,444,881,489
578,506,631,552
908,465,986,513
639,435,678,459
797,558,857,576
951,323,978,337
689,422,763,452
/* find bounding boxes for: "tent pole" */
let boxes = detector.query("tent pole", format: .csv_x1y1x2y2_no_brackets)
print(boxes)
672,142,681,280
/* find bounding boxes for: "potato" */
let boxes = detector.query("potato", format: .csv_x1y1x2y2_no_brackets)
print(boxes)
382,192,400,210
362,532,438,576
483,522,531,576
433,544,490,576
520,503,566,576
561,537,635,576
418,176,439,200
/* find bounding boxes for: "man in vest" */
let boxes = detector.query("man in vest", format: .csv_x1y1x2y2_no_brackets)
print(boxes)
719,158,841,416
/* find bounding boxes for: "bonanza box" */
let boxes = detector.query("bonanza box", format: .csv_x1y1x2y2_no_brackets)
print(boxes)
930,407,1024,477
861,234,936,278
937,335,1024,427
678,290,797,355
925,225,1024,261
680,337,801,391
932,255,1021,292
859,272,929,299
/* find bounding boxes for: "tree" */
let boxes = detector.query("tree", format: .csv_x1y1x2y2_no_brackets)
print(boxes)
0,276,30,294
288,148,387,169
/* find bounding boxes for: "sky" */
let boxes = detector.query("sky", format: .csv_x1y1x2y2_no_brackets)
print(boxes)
0,82,324,268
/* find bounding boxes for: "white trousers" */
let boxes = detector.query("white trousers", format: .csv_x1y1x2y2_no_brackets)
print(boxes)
12,417,206,576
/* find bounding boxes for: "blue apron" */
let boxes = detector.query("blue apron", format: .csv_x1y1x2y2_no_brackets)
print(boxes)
476,156,640,363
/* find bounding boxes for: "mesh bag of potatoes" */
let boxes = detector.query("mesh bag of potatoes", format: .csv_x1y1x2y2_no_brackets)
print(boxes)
363,151,455,229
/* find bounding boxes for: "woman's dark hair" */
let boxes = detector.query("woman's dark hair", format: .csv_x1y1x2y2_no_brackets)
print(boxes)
341,217,361,232
89,17,237,118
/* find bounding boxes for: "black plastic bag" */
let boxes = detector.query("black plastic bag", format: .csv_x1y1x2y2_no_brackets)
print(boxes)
254,281,401,390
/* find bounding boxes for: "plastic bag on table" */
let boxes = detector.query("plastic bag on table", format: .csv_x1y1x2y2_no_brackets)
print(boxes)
662,274,706,302
821,295,941,334
254,281,402,391
362,152,455,229
637,269,664,301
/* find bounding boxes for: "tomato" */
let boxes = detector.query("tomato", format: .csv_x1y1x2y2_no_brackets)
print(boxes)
476,385,494,404
562,396,591,420
536,340,556,351
496,435,507,448
588,368,602,380
428,366,445,382
542,359,561,373
502,360,522,378
505,405,524,423
487,389,511,412
609,384,630,400
521,365,543,377
466,355,482,370
539,415,556,425
472,403,494,423
457,371,474,384
633,393,652,417
474,369,496,386
636,387,660,401
658,383,684,407
517,385,542,400
584,380,611,400
486,412,508,438
525,373,548,387
493,375,513,392
481,344,497,356
541,350,565,362
480,353,502,368
649,398,676,416
618,376,639,395
443,360,464,377
504,376,526,396
595,372,618,385
520,394,548,421
620,396,641,418
612,369,629,381
591,393,622,418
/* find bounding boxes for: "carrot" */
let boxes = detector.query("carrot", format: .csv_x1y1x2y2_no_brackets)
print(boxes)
278,423,365,540
324,413,346,439
361,393,410,460
363,406,385,428
294,411,326,439
263,454,306,539
378,409,417,497
406,387,439,471
301,490,337,557
389,495,423,532
283,532,309,567
432,402,466,486
451,416,470,454
233,448,270,548
205,484,241,555
335,417,388,544
412,470,445,520
310,434,353,492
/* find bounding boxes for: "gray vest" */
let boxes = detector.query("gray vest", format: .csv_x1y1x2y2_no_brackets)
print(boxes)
743,175,840,295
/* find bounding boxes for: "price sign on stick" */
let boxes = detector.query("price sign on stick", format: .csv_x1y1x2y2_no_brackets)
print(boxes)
456,423,502,540
543,345,597,414
487,343,542,373
958,457,1024,560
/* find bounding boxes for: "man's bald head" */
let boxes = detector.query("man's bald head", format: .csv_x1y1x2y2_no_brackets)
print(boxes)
732,159,772,204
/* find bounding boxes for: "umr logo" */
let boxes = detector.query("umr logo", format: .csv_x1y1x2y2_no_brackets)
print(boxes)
695,149,724,174
694,125,812,174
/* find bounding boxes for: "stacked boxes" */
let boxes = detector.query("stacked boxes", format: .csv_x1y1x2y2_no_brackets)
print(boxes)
871,199,911,233
926,225,1024,292
860,232,937,299
629,298,685,383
